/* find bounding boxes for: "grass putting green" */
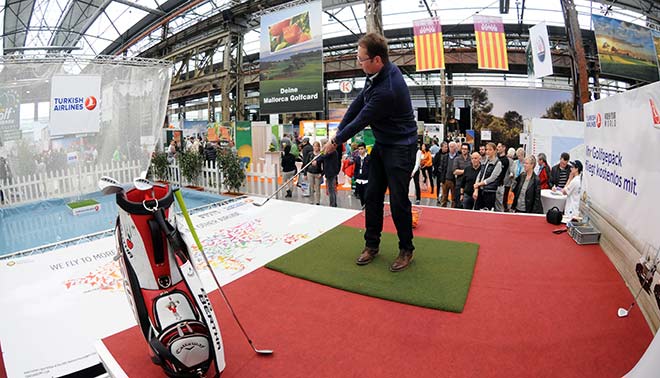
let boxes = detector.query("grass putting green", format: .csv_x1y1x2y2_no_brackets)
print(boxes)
266,225,479,312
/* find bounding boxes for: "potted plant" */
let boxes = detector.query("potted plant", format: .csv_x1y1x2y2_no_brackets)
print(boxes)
217,149,245,194
177,150,205,190
151,151,170,182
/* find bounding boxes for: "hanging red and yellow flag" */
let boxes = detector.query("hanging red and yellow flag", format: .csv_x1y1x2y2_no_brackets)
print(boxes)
413,17,445,71
474,15,509,71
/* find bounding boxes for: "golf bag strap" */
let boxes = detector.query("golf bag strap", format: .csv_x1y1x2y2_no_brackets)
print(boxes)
148,218,166,265
153,208,189,263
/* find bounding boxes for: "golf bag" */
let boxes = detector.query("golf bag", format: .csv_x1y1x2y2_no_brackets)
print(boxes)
114,184,225,377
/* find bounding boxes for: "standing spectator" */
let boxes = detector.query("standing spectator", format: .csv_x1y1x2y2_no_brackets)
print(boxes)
420,143,434,194
429,140,440,156
0,155,9,203
319,139,341,207
479,145,487,164
511,155,543,214
536,153,552,189
495,142,510,212
353,142,370,207
502,147,516,212
300,137,313,182
439,141,458,207
460,152,482,210
550,152,571,189
561,160,583,220
513,147,525,179
322,32,418,272
473,142,502,211
167,140,177,163
452,143,471,209
307,141,323,205
411,144,423,205
432,141,448,205
204,141,218,163
281,144,297,198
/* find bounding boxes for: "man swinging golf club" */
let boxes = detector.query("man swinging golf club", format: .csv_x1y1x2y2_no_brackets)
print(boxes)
323,33,418,272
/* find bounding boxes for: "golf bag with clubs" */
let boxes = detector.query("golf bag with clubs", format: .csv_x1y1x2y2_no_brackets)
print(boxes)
114,183,225,377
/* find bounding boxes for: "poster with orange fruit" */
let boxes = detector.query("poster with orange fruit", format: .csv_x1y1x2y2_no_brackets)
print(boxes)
259,1,323,115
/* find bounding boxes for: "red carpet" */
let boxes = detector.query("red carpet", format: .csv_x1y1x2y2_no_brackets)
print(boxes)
100,207,651,377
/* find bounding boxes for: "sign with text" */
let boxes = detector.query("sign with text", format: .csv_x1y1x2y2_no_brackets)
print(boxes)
0,89,20,143
584,81,660,246
474,15,509,71
259,1,323,114
413,17,445,71
50,75,101,136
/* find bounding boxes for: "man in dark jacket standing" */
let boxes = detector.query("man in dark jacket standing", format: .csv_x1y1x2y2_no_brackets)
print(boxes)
323,33,417,272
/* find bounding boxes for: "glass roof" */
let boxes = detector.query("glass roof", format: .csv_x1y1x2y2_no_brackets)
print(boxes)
0,0,656,58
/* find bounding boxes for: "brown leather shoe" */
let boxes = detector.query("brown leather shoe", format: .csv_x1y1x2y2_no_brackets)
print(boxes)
356,247,379,265
390,249,414,272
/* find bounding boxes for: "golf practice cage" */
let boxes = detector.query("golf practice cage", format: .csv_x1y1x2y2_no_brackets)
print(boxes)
0,55,172,205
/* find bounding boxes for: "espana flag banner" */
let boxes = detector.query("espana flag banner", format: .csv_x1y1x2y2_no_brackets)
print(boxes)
474,15,509,71
413,17,445,71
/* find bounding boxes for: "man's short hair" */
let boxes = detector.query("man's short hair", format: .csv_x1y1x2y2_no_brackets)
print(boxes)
357,142,366,148
358,33,389,63
461,143,470,151
560,152,570,161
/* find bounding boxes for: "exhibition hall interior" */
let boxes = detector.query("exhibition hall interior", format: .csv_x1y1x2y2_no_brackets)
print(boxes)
2,0,660,377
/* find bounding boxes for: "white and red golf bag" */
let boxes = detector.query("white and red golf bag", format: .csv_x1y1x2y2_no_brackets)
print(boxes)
114,184,225,377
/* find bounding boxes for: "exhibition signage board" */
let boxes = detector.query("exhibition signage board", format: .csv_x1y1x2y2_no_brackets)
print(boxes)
653,30,660,77
529,22,553,78
50,75,101,136
529,118,585,166
0,89,20,142
235,121,252,171
413,17,445,71
583,81,660,246
591,15,659,83
259,1,324,114
473,15,509,71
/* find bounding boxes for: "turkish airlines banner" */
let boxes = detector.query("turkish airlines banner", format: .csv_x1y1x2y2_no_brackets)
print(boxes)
584,81,660,246
413,17,445,71
50,75,101,136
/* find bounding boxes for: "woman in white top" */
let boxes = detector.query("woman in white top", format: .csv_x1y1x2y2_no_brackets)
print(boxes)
561,160,583,220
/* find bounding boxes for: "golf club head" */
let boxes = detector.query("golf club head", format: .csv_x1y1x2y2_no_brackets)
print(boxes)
99,176,124,195
134,177,154,191
255,349,274,355
617,308,629,318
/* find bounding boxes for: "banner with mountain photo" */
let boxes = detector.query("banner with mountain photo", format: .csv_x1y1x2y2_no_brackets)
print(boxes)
592,14,659,83
259,1,323,114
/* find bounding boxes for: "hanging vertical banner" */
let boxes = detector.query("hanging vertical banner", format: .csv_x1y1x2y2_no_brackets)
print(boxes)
50,75,101,136
235,121,252,171
474,15,509,71
0,89,20,142
529,21,553,78
413,17,445,71
259,0,323,114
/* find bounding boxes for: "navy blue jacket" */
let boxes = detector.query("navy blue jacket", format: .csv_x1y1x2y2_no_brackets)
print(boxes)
353,154,370,181
318,151,340,178
334,62,417,146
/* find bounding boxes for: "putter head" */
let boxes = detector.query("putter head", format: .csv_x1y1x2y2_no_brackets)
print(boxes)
99,176,123,195
134,177,154,191
617,308,629,318
255,349,274,355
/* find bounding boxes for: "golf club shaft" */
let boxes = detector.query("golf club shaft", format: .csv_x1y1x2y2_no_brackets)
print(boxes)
174,190,266,353
257,153,322,205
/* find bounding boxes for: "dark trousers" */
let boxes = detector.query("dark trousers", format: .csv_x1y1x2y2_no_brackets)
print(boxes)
413,170,421,202
355,182,367,207
453,180,463,209
365,143,416,251
476,190,496,210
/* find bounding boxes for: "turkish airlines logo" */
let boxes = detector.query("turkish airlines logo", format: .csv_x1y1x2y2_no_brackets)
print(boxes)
650,98,660,128
595,113,602,128
84,96,97,110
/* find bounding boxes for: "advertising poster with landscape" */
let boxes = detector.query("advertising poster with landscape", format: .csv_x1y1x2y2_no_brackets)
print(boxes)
592,15,659,83
259,1,323,114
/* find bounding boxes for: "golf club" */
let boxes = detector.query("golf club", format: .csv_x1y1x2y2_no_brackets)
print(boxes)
618,284,646,318
174,190,273,355
98,176,125,195
253,153,321,207
134,177,166,191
